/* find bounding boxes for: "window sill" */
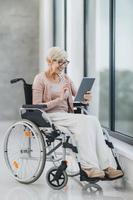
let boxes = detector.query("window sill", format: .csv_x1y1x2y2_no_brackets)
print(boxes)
111,136,133,161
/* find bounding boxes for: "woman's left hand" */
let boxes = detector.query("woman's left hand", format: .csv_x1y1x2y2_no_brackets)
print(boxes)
83,91,92,105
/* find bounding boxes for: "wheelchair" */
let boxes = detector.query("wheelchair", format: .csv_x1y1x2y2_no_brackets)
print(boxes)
3,78,124,190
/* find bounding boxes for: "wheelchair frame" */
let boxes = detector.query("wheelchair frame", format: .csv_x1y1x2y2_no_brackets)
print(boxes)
3,78,124,190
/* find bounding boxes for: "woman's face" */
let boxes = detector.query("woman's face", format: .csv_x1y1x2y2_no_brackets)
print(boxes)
50,59,69,75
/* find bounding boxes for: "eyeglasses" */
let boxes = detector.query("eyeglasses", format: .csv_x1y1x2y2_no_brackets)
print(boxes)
53,59,70,67
58,59,70,66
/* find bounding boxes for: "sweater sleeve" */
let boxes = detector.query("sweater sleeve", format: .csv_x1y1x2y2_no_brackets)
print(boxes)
32,74,62,111
32,74,44,104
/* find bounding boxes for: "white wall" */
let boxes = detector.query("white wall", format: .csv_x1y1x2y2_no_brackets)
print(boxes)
39,0,53,71
0,0,39,120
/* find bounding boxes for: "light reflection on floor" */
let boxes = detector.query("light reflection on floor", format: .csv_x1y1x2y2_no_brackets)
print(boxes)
0,121,133,200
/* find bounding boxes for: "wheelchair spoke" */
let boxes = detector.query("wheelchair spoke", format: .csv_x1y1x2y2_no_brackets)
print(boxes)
20,159,27,178
22,158,39,179
23,159,29,179
56,179,60,186
52,182,58,187
50,177,55,182
60,176,64,180
27,160,35,175
22,159,27,178
7,150,20,156
17,159,23,178
51,172,56,176
19,158,23,179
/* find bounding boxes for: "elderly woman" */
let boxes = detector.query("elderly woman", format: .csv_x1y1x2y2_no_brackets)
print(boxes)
32,47,123,179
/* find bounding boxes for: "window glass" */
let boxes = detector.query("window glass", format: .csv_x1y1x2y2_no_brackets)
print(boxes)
115,0,133,137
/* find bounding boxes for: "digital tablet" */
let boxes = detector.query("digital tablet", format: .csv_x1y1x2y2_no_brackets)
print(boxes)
74,77,95,102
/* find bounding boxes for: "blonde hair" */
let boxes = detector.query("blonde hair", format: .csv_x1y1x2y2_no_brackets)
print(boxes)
46,47,68,80
47,46,68,62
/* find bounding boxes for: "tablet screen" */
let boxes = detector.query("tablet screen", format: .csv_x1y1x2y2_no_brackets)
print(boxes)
74,77,95,102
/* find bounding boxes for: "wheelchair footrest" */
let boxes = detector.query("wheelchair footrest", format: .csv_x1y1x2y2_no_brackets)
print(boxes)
80,169,124,183
101,174,124,181
80,169,99,183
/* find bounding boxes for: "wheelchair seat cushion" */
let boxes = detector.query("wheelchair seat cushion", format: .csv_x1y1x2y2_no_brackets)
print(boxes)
21,109,52,127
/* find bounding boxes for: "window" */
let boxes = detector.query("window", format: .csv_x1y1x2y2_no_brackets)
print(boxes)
115,0,133,137
85,0,133,143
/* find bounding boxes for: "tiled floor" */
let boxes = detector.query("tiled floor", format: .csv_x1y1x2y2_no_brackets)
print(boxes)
0,121,133,200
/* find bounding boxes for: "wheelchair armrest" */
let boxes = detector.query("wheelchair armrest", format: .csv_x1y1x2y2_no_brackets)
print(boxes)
22,104,47,109
73,102,88,107
73,102,89,114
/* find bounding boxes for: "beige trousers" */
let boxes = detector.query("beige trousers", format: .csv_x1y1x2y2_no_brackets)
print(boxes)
47,112,116,169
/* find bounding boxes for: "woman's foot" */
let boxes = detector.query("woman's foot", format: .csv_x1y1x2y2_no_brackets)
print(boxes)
83,168,105,178
104,167,124,179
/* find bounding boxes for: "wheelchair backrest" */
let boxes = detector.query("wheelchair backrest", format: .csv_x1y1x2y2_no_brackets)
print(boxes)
10,78,32,104
24,83,32,104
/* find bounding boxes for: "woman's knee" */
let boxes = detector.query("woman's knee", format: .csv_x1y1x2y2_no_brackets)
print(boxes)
87,115,101,127
76,114,101,127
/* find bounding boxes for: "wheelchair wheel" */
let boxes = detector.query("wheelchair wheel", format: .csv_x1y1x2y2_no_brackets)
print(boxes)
82,183,103,196
4,119,46,184
46,167,68,190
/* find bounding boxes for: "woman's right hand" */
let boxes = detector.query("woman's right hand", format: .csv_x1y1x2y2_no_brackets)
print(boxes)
60,83,69,101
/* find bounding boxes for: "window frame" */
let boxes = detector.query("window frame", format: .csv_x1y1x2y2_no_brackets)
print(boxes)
109,0,133,144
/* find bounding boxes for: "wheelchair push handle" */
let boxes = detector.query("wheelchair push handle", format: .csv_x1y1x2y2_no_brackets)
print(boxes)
22,104,47,109
10,78,26,84
73,102,88,107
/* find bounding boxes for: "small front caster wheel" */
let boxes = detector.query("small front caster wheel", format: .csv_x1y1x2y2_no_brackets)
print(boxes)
46,167,68,190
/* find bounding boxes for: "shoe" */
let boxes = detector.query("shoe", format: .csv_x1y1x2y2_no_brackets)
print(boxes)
83,168,105,178
104,167,124,179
